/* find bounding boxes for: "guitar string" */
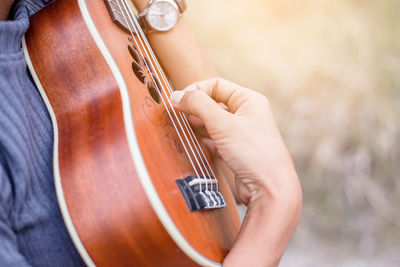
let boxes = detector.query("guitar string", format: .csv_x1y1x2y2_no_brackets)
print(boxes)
144,58,220,193
115,0,215,206
112,0,202,179
119,0,222,204
126,8,221,196
121,12,221,200
119,0,223,207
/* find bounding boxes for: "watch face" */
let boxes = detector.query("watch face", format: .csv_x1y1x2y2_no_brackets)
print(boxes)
147,0,179,31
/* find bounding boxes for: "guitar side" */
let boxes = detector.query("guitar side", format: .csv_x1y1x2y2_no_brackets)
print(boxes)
23,0,240,266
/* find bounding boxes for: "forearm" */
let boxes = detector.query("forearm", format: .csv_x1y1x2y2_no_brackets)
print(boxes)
171,78,303,267
223,195,302,267
130,0,217,89
223,159,302,267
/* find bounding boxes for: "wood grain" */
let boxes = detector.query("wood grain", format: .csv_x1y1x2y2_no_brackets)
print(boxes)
25,0,240,265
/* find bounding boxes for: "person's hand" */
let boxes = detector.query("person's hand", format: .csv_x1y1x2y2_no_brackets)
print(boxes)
170,78,302,267
170,78,301,207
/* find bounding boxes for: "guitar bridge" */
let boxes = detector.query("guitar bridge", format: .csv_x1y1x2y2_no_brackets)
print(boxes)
176,176,226,211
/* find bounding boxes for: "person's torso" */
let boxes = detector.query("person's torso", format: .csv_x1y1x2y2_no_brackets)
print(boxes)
0,1,85,265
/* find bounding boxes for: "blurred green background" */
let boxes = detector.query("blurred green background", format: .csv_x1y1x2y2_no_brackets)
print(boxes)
186,0,400,265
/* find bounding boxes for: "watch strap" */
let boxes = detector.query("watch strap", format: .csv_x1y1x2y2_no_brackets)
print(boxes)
174,0,187,13
138,13,152,33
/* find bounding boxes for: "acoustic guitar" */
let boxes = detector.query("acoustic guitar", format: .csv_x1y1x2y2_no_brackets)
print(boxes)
22,0,240,266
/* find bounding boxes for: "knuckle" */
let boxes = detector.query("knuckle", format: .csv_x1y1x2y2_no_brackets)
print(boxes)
184,90,205,114
251,91,270,107
191,89,205,99
211,77,228,90
217,77,231,85
209,76,223,84
185,89,201,101
214,77,224,86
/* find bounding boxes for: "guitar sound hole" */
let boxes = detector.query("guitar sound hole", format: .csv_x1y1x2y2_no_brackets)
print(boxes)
128,44,140,63
147,78,161,104
127,43,162,104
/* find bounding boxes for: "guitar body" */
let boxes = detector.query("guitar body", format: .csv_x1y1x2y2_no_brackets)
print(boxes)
22,0,240,266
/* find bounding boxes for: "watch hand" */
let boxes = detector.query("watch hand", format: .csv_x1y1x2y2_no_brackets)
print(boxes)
159,11,171,16
152,9,175,16
149,10,168,16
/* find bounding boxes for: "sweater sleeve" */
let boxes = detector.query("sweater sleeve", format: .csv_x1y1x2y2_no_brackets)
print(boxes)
0,6,31,266
0,163,31,267
0,2,84,266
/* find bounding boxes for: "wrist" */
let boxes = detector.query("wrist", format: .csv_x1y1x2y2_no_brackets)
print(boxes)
245,180,302,231
223,193,301,267
246,166,301,211
130,0,149,12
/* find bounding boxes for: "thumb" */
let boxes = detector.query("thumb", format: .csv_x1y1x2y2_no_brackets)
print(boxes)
170,89,228,126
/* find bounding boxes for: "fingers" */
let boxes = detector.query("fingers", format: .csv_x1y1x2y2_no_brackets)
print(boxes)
170,87,229,127
183,78,250,113
188,115,209,138
187,115,203,127
194,126,209,139
201,138,218,156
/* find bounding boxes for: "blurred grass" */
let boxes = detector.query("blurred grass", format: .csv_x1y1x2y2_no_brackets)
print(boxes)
186,0,400,264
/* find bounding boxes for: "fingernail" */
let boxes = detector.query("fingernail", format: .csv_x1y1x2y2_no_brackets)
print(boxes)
170,91,185,105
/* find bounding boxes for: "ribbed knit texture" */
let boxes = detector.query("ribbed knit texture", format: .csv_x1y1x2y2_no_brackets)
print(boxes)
0,1,85,266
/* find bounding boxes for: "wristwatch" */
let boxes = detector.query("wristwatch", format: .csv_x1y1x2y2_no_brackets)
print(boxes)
138,0,186,33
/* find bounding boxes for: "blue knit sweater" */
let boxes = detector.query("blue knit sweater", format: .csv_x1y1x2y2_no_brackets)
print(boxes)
0,1,85,266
